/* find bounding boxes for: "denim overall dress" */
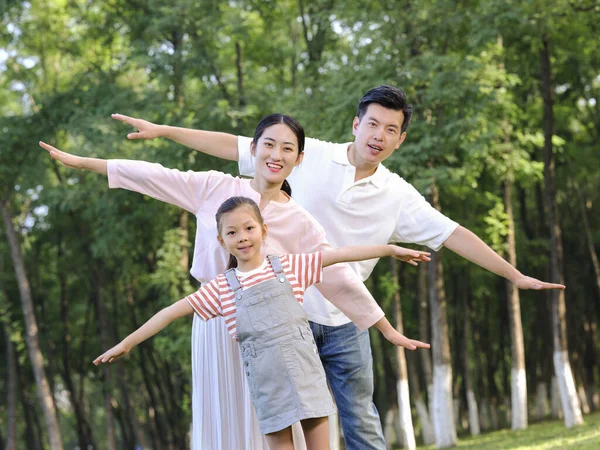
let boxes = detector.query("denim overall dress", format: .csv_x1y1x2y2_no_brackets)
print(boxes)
224,255,336,434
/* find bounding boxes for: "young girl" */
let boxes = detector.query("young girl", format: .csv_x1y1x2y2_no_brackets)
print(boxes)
94,196,430,450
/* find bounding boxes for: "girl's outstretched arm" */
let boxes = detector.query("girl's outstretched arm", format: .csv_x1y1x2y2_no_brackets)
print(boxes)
40,142,108,175
93,299,193,365
374,317,430,350
111,114,239,161
322,244,431,268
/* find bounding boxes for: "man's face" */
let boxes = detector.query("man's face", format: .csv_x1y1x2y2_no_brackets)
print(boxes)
352,103,407,165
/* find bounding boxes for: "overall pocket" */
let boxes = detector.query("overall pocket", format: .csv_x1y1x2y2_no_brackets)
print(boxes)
245,291,288,332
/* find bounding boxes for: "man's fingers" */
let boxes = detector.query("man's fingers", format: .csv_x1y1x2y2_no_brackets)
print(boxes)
111,113,136,125
538,282,566,290
127,132,143,140
411,339,431,349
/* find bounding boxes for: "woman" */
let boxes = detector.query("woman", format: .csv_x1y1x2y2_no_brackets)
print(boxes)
40,114,428,449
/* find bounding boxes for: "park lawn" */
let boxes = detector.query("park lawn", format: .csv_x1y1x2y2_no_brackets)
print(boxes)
417,411,600,449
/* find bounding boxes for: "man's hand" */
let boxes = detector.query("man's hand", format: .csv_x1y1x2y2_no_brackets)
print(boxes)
511,272,566,290
383,329,431,350
390,245,431,266
112,113,163,140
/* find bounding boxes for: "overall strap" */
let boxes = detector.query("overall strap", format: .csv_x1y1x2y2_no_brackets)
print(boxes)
224,268,242,293
267,255,284,275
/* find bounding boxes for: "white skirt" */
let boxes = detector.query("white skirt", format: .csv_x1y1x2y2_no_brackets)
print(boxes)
190,314,308,449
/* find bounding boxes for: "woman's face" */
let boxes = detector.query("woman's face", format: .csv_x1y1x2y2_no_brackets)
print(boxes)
251,124,303,186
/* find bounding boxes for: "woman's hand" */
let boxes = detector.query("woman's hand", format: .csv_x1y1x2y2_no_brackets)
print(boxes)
40,142,84,169
39,142,108,175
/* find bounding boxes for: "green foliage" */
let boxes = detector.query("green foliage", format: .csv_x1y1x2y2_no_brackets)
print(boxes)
1,0,598,447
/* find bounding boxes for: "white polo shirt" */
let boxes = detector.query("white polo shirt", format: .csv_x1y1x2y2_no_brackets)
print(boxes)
238,136,459,327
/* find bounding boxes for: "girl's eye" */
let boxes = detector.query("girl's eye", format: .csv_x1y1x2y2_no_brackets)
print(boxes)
227,231,235,235
247,226,255,231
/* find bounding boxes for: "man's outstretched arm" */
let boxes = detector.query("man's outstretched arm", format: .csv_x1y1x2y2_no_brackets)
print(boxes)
111,114,240,161
443,225,565,290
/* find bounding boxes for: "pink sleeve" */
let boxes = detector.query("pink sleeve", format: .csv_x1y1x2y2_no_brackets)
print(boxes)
107,160,220,214
185,279,222,320
299,224,384,330
286,253,323,290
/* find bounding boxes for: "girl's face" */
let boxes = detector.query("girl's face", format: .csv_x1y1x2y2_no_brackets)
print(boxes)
251,124,304,186
217,206,267,269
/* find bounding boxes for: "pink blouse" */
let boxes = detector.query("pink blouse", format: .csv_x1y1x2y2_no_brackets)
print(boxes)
107,160,384,330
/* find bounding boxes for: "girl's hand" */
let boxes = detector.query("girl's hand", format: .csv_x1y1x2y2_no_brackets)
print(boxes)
390,245,431,266
39,142,84,169
93,342,130,365
112,114,163,140
383,328,431,350
511,272,566,290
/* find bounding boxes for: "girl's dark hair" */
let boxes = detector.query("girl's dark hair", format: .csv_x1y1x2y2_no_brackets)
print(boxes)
357,85,413,133
215,196,264,270
253,113,305,197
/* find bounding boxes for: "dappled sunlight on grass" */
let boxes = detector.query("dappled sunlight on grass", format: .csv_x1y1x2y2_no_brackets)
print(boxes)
416,411,600,449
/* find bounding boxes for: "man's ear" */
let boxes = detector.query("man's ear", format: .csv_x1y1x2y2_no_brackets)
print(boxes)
396,132,407,149
352,116,360,136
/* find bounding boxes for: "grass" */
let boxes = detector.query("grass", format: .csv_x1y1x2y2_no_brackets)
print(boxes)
416,411,600,449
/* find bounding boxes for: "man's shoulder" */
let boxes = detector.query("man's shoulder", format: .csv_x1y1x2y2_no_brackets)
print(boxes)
305,137,351,158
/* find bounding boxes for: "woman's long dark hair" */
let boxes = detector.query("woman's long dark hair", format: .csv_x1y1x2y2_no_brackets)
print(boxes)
215,197,264,270
253,113,305,196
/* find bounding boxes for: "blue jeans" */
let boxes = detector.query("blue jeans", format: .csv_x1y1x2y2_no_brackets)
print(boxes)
309,321,385,450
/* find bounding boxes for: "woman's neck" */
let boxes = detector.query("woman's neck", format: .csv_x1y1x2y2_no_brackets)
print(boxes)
251,177,286,209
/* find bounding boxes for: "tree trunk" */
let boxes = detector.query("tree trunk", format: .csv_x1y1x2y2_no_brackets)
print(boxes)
460,278,480,436
540,35,583,428
236,41,246,108
535,382,549,420
56,241,96,449
504,163,528,430
93,274,118,450
418,262,435,428
390,258,416,449
574,184,600,299
406,352,435,445
0,200,63,450
3,325,17,450
428,184,457,448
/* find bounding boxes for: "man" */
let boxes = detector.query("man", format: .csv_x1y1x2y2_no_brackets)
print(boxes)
111,85,563,449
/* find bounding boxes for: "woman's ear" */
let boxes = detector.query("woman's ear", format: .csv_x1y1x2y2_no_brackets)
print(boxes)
295,152,304,166
250,141,257,157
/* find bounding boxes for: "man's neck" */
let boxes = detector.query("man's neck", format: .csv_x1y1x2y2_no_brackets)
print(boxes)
347,144,378,182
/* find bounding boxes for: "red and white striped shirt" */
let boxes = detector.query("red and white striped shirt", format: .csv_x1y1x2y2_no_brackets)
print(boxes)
185,253,323,339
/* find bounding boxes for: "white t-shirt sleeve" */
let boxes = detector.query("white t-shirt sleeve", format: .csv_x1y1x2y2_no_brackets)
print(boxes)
392,182,459,251
237,136,255,177
107,160,219,214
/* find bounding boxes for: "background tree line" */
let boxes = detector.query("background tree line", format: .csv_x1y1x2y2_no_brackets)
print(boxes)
1,0,598,448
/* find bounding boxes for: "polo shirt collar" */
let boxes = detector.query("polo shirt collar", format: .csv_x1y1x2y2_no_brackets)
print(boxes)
332,143,386,188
